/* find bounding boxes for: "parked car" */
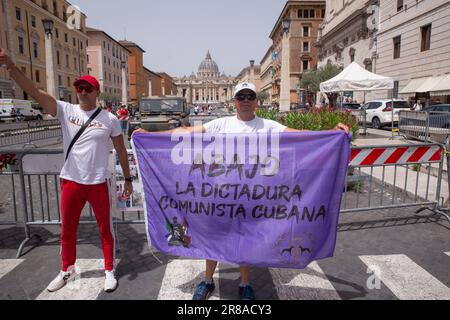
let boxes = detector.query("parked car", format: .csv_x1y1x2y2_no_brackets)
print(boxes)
361,99,410,129
423,104,450,128
341,103,362,112
0,99,44,122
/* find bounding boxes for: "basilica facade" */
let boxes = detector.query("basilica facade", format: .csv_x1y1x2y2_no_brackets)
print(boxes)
174,51,236,105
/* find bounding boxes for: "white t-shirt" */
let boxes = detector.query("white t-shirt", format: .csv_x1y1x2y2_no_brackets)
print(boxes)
203,116,286,133
56,101,122,185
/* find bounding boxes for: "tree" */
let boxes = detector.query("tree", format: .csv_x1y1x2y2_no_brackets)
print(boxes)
99,92,121,107
257,91,270,107
300,62,343,107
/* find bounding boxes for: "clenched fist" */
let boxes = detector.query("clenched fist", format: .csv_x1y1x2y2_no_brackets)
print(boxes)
0,48,14,69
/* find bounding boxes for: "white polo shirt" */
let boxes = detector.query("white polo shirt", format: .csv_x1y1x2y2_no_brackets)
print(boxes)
56,100,122,185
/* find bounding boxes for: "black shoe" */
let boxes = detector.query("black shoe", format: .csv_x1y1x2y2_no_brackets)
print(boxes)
239,285,255,300
192,281,215,300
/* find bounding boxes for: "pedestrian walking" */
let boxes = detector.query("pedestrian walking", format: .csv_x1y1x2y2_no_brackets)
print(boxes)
117,105,129,135
0,47,133,293
413,100,423,111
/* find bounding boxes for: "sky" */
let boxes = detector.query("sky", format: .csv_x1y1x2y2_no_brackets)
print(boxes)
72,0,286,77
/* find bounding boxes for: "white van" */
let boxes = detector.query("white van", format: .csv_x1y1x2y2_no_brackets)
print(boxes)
0,99,44,122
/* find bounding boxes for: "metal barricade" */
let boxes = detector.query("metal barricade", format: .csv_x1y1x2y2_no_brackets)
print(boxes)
341,143,449,223
351,109,367,136
1,142,448,258
399,111,450,144
0,120,62,148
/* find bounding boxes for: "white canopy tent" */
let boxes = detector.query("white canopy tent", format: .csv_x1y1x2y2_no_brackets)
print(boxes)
320,62,395,137
320,62,394,93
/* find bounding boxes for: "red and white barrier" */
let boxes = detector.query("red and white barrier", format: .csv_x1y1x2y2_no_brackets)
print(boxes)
350,145,442,166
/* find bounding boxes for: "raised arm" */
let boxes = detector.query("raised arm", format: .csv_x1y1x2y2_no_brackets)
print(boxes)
0,48,57,117
133,125,205,136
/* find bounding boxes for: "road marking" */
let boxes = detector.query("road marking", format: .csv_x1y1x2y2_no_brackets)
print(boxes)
270,262,341,300
445,252,450,257
36,259,119,300
0,259,24,280
157,259,220,300
360,254,450,300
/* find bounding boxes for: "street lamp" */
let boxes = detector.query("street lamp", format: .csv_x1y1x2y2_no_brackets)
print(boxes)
282,19,290,34
279,19,291,112
42,19,54,35
42,19,56,98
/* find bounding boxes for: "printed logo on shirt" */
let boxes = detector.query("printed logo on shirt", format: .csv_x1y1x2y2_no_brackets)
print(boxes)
68,115,103,128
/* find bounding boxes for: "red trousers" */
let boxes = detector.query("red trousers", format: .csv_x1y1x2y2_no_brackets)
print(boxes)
60,179,115,271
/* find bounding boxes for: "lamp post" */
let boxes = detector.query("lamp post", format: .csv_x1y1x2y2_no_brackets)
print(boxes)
42,19,57,98
279,19,291,112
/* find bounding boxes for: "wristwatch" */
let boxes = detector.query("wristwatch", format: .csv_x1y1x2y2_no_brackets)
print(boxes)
124,177,133,182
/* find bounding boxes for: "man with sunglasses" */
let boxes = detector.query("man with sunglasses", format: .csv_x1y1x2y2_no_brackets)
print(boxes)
134,82,349,300
0,48,133,293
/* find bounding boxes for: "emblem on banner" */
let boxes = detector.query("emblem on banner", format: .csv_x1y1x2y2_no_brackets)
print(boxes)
274,232,315,265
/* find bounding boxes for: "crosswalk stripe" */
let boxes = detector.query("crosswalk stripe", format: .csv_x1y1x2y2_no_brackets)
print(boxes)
36,259,119,300
0,259,24,280
270,262,341,300
157,259,221,300
360,254,450,300
445,252,450,257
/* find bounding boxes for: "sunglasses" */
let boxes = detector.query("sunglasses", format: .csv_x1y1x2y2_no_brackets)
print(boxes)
75,85,95,94
235,93,257,101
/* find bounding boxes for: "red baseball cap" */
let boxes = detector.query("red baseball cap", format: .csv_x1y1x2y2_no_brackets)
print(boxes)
73,75,100,92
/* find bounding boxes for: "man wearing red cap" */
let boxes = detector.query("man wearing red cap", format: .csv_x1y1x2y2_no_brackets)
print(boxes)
0,48,133,293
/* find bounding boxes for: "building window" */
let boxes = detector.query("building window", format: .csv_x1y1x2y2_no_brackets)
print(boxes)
58,75,62,86
349,48,355,62
80,41,83,50
421,24,431,52
393,36,401,59
56,51,60,65
66,54,69,67
31,15,36,28
63,7,67,21
303,26,309,37
64,33,68,43
55,28,59,38
15,7,21,20
74,57,77,70
397,0,403,12
67,77,70,87
33,42,38,58
302,60,309,71
73,38,76,46
321,9,325,18
53,0,58,17
18,36,24,54
310,9,315,18
35,70,40,83
303,42,309,52
87,54,89,63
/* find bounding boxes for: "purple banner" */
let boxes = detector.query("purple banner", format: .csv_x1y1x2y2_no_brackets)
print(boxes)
133,131,350,269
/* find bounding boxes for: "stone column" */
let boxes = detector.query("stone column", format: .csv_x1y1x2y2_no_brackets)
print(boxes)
44,31,57,98
121,62,128,105
279,30,291,112
148,79,152,97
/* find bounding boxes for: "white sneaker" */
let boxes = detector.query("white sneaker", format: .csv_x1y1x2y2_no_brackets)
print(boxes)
47,269,76,292
104,270,118,292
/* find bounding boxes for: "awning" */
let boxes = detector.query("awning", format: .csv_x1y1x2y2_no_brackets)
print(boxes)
400,75,450,95
429,74,450,96
399,77,429,94
416,76,444,92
